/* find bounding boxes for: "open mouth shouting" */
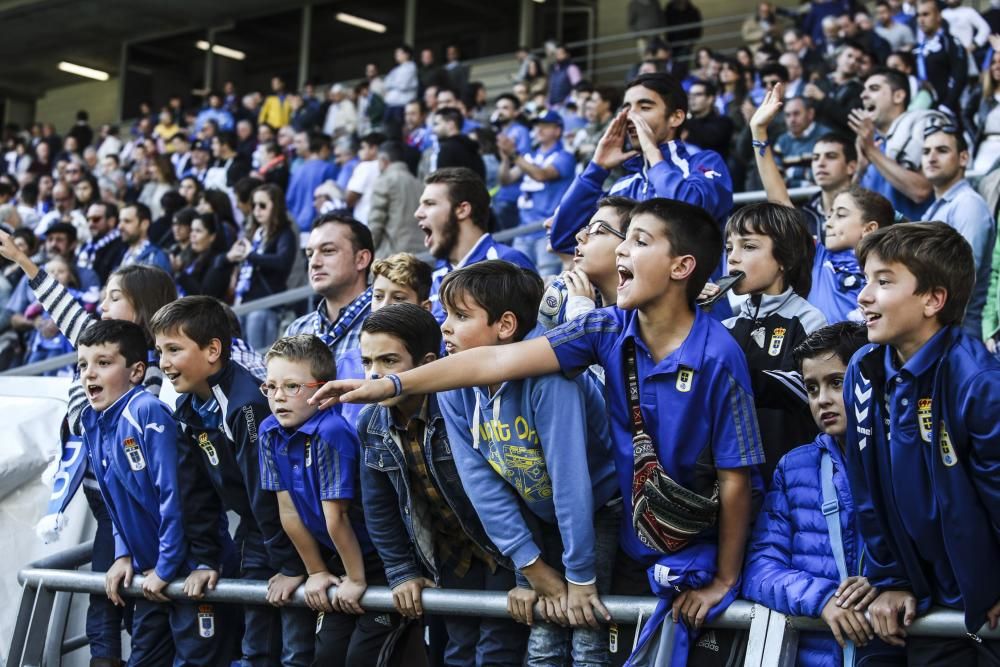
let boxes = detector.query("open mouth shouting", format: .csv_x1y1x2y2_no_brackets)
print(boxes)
617,265,634,291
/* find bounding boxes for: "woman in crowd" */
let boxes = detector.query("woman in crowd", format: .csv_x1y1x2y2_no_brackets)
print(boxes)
970,45,1000,173
227,183,297,349
175,211,231,300
138,154,177,220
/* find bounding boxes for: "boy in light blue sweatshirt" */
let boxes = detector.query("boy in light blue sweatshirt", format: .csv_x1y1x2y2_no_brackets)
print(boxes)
436,260,621,665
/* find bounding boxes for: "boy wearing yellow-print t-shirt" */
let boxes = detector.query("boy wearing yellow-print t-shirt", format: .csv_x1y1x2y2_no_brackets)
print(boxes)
434,260,621,664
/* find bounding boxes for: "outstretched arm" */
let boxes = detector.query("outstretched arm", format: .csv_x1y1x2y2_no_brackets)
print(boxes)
311,336,560,408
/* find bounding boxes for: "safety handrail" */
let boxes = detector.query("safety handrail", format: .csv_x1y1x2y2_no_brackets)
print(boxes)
11,550,1000,667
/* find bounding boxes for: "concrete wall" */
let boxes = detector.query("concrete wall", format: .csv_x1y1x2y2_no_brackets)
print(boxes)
34,77,120,135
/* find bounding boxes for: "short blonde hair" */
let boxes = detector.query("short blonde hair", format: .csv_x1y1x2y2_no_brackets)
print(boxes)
371,253,433,301
265,334,336,381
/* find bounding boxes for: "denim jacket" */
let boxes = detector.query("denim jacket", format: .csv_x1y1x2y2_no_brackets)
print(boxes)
357,395,511,589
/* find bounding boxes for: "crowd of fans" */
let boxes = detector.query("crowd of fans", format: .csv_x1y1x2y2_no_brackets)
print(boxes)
2,0,1000,665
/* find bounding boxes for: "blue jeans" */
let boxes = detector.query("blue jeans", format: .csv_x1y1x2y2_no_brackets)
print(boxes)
525,500,622,667
129,598,240,666
84,485,126,660
240,527,315,667
513,232,562,279
241,309,280,352
438,558,528,666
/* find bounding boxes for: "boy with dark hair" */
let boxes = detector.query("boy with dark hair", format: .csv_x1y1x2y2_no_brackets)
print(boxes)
743,322,895,667
150,296,315,666
436,260,619,664
548,72,733,256
357,304,527,665
79,319,237,665
259,334,404,663
846,222,1000,663
313,198,765,665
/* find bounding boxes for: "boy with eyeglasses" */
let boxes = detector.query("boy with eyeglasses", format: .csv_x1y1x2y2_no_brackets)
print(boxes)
258,334,402,664
538,196,634,331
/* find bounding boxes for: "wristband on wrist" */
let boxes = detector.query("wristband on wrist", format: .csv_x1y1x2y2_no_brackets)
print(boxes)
751,139,770,156
385,374,403,397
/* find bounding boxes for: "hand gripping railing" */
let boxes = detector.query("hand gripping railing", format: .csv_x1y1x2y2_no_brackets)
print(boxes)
11,542,1000,667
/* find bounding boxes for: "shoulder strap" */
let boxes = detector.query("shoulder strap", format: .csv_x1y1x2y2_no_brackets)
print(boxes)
821,449,848,581
623,338,648,438
821,449,856,667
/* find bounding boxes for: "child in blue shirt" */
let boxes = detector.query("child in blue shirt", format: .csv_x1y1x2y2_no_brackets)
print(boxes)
537,196,633,332
437,260,620,664
845,222,1000,664
78,320,237,665
258,334,402,666
743,322,900,667
314,198,766,666
745,83,895,324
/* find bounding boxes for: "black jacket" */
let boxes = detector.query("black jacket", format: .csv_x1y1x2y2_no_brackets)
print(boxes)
173,361,305,576
724,290,827,485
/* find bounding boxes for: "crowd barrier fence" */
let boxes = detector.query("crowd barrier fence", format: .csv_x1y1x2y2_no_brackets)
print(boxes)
9,542,1000,667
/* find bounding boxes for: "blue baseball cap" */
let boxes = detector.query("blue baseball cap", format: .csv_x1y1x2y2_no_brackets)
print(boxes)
532,110,564,128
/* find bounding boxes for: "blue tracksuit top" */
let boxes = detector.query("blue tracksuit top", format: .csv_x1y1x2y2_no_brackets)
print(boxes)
844,326,1000,632
437,325,618,583
807,243,865,325
548,140,733,256
743,434,862,667
82,386,193,581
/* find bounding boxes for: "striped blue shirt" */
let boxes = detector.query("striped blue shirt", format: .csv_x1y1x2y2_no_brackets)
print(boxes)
258,408,373,554
545,306,765,563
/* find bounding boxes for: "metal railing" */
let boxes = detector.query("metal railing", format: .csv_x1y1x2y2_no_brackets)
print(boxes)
10,542,1000,667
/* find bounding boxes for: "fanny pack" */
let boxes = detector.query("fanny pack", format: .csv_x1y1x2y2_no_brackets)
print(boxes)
625,339,719,553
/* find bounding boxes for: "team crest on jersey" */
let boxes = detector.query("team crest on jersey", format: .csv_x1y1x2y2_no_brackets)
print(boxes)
198,432,220,466
676,367,694,392
917,398,932,443
304,437,312,468
938,422,957,467
197,604,215,637
768,327,786,357
122,437,146,471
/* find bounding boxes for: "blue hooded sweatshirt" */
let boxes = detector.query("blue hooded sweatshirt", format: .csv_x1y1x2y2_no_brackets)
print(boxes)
437,324,618,584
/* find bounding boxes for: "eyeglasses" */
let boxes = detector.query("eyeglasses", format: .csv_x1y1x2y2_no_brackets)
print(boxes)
253,201,270,209
259,381,325,398
582,220,626,240
87,215,104,222
762,79,782,87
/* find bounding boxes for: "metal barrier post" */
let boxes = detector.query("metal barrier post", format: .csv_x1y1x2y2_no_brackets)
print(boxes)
742,603,771,666
21,580,57,667
42,590,75,666
760,610,799,667
8,583,38,667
